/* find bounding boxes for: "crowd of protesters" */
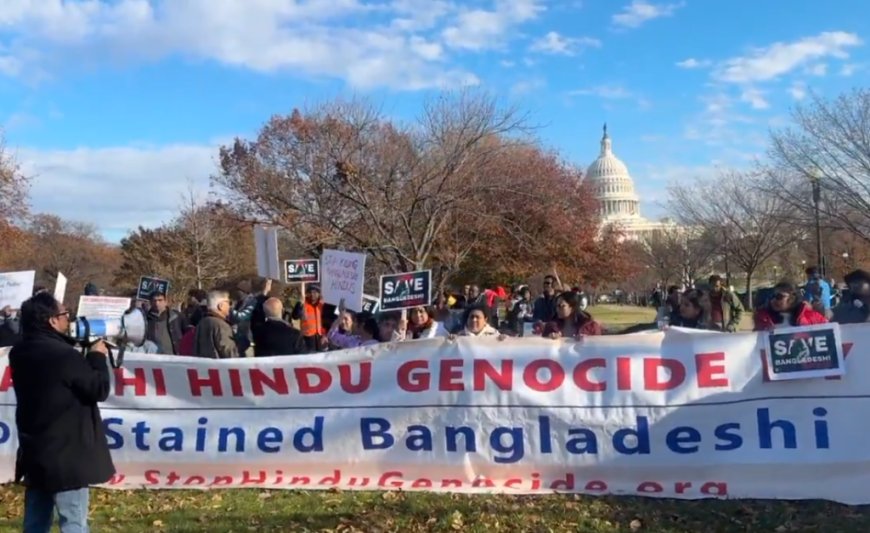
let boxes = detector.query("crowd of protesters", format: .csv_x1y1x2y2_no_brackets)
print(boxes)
3,267,870,357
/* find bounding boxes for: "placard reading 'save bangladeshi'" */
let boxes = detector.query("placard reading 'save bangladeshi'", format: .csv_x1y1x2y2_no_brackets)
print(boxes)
379,270,431,311
765,323,845,380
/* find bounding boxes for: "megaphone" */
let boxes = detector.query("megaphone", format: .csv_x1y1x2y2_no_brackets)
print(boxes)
69,308,146,368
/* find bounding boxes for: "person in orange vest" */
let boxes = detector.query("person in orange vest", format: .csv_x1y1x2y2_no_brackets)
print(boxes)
291,284,327,352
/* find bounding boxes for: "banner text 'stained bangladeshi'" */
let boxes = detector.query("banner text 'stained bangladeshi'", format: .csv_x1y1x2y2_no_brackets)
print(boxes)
1,326,869,504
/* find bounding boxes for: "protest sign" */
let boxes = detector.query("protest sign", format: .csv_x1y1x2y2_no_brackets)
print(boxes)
4,325,870,503
137,276,170,301
77,296,132,320
0,270,35,309
254,226,281,280
764,323,845,380
334,294,380,316
379,270,431,311
321,249,366,312
53,272,67,304
285,259,320,284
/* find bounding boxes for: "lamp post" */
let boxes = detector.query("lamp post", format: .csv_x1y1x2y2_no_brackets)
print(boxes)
810,170,824,277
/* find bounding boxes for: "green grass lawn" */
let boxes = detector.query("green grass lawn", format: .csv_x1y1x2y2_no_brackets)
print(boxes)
2,485,870,532
0,305,852,532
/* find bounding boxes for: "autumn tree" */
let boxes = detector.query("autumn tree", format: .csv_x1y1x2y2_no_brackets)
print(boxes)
215,91,627,288
114,193,256,299
16,214,120,305
640,224,718,287
668,170,802,308
764,88,870,242
0,131,30,269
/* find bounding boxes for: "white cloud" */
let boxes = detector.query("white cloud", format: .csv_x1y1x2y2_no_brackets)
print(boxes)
500,59,516,68
807,63,827,76
571,84,633,99
510,78,546,95
441,0,544,51
789,81,807,101
713,31,862,84
612,1,684,29
739,87,769,110
530,31,601,56
19,143,219,241
676,58,711,69
840,63,859,76
0,0,488,90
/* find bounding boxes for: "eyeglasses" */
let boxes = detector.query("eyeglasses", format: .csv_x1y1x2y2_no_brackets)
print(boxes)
54,310,70,319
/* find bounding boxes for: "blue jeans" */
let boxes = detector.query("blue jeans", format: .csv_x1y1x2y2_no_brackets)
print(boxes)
23,487,89,533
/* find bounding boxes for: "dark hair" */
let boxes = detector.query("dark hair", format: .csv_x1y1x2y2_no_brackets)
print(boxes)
667,285,680,295
680,289,712,325
462,304,489,327
188,289,206,302
150,291,167,301
543,275,556,283
189,305,207,327
806,267,819,277
361,316,380,341
772,282,799,300
20,292,61,335
556,291,581,311
377,311,401,324
768,282,801,324
708,275,722,285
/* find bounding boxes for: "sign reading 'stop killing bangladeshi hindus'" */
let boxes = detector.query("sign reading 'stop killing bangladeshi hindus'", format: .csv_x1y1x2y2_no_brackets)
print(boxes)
765,323,845,380
379,270,431,311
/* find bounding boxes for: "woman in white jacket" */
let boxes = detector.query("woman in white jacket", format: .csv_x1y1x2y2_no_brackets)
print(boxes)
394,306,448,341
459,305,500,337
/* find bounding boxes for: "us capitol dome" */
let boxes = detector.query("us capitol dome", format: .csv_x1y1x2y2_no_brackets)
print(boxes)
585,124,675,242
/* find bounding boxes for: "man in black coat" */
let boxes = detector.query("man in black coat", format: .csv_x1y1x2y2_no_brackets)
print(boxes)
9,292,115,532
255,297,306,356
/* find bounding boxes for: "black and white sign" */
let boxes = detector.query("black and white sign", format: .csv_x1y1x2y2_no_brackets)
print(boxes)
284,259,320,284
137,276,170,301
379,270,432,312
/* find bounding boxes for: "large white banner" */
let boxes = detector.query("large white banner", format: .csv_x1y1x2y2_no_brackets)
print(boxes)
1,326,870,503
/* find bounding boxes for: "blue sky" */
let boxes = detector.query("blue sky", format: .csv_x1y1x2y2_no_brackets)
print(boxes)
1,0,867,242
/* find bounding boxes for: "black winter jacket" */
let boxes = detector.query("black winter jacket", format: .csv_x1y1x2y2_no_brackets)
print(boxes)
9,327,115,492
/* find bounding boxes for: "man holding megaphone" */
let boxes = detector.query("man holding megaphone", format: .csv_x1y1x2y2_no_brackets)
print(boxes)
8,292,115,532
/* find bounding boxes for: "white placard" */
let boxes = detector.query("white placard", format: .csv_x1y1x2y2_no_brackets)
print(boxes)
0,270,35,309
254,226,281,280
54,272,68,304
321,249,366,312
76,295,132,320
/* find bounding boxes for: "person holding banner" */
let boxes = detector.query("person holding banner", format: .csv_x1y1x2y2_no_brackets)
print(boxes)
457,305,501,337
754,282,828,331
542,291,603,338
394,306,449,341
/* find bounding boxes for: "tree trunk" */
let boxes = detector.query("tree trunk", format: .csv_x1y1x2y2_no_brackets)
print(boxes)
744,272,753,311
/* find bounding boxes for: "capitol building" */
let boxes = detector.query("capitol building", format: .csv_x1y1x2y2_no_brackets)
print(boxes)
585,125,675,242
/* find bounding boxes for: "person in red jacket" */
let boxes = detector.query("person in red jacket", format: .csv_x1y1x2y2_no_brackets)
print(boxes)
542,291,603,338
754,281,827,331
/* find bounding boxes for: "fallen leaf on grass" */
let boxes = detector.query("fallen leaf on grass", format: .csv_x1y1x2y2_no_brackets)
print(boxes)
451,510,464,530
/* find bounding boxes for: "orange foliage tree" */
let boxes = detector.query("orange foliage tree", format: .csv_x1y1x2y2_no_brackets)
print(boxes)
215,92,632,288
